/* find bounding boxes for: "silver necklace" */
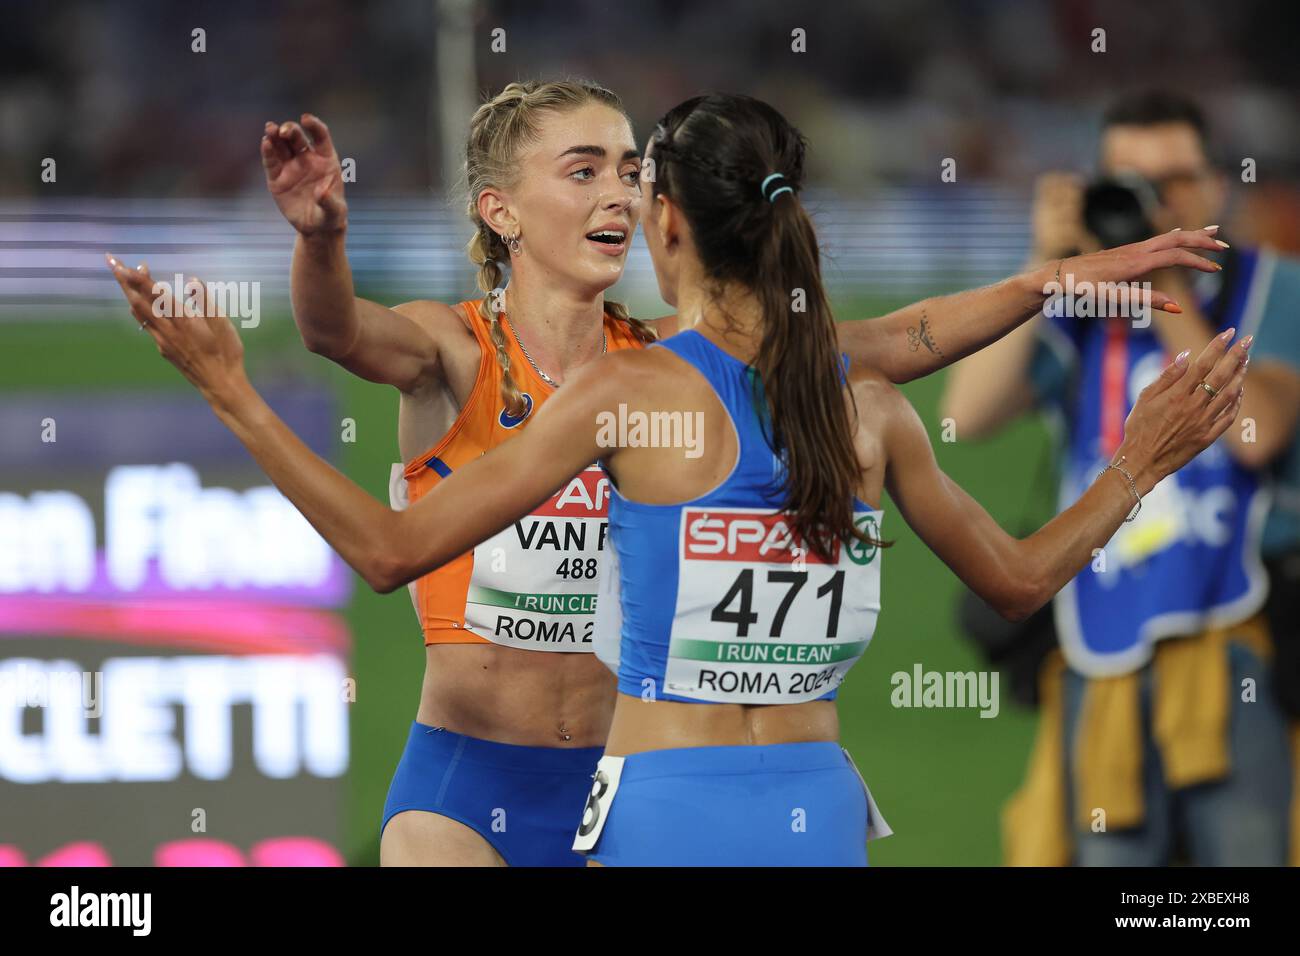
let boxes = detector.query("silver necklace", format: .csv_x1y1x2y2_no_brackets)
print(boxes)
504,313,607,389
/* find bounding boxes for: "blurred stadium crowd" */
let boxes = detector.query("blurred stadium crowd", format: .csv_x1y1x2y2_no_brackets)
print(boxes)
3,0,1297,203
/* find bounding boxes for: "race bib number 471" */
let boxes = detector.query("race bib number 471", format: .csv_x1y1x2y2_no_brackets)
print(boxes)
664,508,883,704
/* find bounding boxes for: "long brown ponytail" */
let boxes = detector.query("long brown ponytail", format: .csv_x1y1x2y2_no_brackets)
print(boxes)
649,94,885,560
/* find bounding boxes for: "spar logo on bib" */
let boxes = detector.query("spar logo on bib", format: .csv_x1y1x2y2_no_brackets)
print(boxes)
534,465,610,518
684,511,839,564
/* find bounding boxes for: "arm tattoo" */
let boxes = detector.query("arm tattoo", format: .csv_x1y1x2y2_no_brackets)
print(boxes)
906,311,945,359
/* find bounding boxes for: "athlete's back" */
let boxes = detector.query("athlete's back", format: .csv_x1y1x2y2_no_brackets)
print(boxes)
571,322,891,865
596,329,886,707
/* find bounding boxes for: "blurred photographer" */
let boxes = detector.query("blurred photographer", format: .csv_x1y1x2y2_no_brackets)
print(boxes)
943,91,1300,865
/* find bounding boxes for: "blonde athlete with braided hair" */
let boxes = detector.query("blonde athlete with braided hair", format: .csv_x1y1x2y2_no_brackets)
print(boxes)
236,79,1225,866
262,82,648,867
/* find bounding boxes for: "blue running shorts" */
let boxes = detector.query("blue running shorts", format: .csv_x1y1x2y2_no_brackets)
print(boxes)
382,721,603,867
581,741,883,866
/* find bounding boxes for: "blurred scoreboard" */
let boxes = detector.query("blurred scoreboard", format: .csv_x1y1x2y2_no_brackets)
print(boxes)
0,387,352,866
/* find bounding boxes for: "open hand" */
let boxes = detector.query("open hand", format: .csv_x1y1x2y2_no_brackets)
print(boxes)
106,254,248,405
1116,328,1250,492
1057,226,1227,315
263,113,348,235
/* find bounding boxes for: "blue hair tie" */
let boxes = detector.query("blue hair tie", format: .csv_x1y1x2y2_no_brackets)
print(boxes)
760,172,792,202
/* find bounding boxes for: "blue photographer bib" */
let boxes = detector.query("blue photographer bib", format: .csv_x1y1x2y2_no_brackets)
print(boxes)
1041,248,1275,676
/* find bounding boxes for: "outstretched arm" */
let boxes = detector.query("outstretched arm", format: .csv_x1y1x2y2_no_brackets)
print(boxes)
108,259,615,594
264,114,449,391
839,227,1227,384
879,328,1249,620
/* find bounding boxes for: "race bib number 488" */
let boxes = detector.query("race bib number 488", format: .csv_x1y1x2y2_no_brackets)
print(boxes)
665,508,883,703
464,465,609,651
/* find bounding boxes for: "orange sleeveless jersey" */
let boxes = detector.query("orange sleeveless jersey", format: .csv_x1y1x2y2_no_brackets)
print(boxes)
400,299,647,649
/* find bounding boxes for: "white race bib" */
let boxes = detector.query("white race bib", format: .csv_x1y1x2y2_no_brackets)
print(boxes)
664,508,882,703
464,465,610,652
572,754,625,854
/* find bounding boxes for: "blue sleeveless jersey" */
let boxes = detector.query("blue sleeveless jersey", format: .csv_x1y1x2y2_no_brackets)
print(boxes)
1042,249,1273,676
592,330,883,704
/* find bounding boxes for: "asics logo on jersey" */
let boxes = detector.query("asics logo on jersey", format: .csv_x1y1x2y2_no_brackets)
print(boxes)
499,392,534,429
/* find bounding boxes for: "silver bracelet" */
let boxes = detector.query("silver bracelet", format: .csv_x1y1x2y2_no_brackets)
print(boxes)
1097,455,1141,522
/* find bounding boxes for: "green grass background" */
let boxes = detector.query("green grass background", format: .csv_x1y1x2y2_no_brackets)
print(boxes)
1,292,1058,865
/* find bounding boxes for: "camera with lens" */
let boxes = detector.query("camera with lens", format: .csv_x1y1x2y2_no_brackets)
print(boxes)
1082,172,1162,249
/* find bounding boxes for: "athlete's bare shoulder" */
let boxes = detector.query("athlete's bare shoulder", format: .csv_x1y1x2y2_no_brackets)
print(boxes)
391,298,475,343
391,298,482,385
594,340,672,383
556,340,678,411
846,361,916,441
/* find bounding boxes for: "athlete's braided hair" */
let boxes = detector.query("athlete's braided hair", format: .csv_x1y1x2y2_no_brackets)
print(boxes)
464,79,657,416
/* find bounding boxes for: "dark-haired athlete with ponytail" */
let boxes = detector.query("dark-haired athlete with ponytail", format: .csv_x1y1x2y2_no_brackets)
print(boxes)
112,91,1247,865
